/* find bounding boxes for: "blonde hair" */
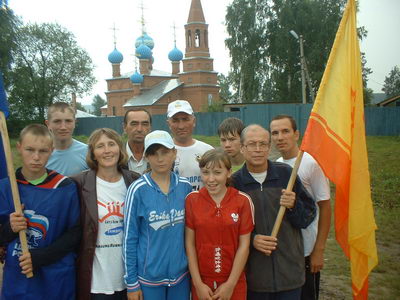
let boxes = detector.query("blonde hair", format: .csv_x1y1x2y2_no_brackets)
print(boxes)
19,124,53,145
47,102,75,120
86,128,127,171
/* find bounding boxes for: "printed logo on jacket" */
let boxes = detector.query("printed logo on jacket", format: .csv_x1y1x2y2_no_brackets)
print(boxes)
12,210,49,256
148,208,185,231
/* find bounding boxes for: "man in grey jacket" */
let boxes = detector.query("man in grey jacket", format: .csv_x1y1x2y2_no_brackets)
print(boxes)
232,124,316,300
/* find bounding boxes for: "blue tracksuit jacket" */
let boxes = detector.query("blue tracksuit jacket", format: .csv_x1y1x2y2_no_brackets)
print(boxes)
123,172,192,292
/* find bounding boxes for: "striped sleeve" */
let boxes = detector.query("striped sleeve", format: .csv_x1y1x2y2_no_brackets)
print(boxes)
238,191,255,235
123,179,146,292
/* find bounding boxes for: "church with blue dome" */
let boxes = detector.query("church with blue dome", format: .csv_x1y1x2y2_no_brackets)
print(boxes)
102,0,220,116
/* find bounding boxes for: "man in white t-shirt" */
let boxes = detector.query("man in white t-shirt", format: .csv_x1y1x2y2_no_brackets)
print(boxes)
270,114,331,300
45,102,88,176
166,100,213,191
123,108,152,175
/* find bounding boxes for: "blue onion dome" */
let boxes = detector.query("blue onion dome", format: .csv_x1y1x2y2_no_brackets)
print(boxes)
130,71,144,84
168,47,183,61
108,48,123,64
135,33,154,50
135,44,152,59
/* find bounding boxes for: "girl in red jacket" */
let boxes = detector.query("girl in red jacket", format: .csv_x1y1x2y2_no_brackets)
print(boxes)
185,148,254,300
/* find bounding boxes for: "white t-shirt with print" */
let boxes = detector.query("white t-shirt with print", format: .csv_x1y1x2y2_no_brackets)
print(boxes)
174,140,213,191
277,152,330,256
91,176,127,294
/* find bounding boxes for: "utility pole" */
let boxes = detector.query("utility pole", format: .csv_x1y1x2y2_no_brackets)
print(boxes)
299,35,307,104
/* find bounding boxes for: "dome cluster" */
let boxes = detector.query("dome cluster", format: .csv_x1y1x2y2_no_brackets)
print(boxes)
108,30,184,79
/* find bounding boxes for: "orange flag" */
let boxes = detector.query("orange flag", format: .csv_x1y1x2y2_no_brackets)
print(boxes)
300,0,378,298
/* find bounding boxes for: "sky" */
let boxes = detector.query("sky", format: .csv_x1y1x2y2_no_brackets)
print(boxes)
8,0,400,105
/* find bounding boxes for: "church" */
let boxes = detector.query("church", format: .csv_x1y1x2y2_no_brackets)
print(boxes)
101,0,220,117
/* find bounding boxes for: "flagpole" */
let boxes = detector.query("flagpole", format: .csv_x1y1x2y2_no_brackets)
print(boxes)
271,150,304,237
0,111,33,278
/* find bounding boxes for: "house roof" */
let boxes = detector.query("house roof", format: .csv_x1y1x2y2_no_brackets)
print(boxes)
376,94,400,107
124,79,183,107
76,109,96,118
372,93,386,104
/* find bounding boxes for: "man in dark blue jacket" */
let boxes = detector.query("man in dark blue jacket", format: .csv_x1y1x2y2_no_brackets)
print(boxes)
232,124,316,300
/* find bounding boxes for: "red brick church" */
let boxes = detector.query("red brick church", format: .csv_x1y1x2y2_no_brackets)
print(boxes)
101,0,220,116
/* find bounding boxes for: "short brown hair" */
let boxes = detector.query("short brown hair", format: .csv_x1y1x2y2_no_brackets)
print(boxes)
271,114,297,132
218,117,244,138
86,128,127,171
19,124,53,145
47,102,75,120
198,148,232,186
123,108,152,125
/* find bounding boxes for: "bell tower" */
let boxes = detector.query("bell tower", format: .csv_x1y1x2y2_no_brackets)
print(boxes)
180,0,219,112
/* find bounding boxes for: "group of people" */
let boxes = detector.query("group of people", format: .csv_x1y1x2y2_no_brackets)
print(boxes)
0,99,331,300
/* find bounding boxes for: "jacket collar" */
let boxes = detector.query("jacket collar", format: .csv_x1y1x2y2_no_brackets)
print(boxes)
142,171,179,194
198,186,238,206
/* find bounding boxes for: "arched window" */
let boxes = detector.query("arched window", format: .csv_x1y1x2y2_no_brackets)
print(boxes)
195,29,201,47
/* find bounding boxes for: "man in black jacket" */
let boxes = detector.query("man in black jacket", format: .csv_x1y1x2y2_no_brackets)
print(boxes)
232,124,316,300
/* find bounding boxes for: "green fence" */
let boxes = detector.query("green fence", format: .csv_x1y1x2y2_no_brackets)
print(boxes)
75,105,400,136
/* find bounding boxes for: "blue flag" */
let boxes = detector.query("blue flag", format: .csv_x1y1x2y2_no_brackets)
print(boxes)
0,71,10,179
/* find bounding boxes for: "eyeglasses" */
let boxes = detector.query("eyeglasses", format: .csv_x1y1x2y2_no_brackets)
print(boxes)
244,142,270,152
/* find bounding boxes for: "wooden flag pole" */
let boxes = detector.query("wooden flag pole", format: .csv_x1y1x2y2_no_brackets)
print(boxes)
0,111,33,278
271,150,304,238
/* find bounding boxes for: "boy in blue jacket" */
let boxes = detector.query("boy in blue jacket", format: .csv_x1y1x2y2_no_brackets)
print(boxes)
123,130,192,300
0,124,80,300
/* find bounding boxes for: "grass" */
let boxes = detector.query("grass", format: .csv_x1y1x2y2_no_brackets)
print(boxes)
5,135,400,298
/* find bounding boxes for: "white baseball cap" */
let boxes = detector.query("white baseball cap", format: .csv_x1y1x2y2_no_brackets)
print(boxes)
167,100,193,118
144,130,175,154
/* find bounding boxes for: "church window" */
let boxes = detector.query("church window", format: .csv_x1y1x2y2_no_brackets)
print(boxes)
195,29,201,47
112,106,116,116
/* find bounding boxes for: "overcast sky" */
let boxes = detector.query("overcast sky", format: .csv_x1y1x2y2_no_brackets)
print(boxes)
9,0,400,104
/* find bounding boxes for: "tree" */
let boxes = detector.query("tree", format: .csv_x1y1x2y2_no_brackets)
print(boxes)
382,66,400,98
91,94,106,116
8,22,96,121
0,6,21,86
75,102,87,112
225,0,269,103
225,0,351,103
217,73,233,103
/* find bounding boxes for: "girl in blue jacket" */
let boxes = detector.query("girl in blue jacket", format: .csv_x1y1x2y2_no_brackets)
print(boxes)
123,130,192,300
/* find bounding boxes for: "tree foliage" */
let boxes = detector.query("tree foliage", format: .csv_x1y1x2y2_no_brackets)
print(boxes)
76,102,87,112
225,0,373,103
217,73,233,103
382,66,400,98
91,94,106,116
0,7,20,86
8,22,96,121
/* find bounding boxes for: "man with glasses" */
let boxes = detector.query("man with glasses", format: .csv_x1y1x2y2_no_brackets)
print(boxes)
270,115,331,300
232,124,316,300
123,108,152,174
